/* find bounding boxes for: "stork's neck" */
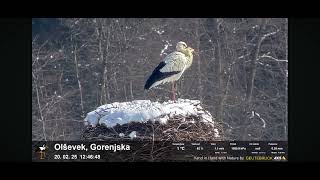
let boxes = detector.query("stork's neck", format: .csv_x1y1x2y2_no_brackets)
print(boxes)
184,51,193,69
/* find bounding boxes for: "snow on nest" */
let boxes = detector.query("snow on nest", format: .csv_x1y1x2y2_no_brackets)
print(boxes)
84,99,215,128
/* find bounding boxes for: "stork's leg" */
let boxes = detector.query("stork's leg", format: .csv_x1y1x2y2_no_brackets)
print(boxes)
174,81,178,101
172,81,176,102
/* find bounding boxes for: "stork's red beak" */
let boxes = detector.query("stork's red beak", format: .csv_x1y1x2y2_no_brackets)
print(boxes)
193,49,199,56
188,47,198,56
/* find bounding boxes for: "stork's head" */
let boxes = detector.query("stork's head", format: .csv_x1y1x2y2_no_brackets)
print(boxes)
176,41,197,56
176,41,188,52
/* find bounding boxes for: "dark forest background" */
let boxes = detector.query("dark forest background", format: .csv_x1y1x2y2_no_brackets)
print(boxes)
32,18,287,141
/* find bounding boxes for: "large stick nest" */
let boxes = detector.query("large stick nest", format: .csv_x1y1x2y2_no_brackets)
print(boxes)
81,114,223,141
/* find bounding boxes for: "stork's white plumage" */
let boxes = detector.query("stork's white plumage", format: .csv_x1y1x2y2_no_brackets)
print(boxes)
145,41,195,101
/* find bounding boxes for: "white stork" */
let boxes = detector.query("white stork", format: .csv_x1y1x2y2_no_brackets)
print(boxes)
144,41,195,101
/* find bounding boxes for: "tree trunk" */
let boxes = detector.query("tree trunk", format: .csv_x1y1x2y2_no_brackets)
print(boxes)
214,18,224,120
195,19,203,101
72,44,85,118
246,19,267,103
33,72,47,141
100,20,111,105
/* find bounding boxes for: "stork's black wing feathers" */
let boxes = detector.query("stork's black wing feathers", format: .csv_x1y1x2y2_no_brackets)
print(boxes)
144,61,180,90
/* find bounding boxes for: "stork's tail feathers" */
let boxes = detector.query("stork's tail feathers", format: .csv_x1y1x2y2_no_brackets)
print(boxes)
144,61,180,90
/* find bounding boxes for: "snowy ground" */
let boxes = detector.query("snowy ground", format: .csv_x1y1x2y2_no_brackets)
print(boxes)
84,99,215,128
